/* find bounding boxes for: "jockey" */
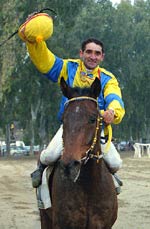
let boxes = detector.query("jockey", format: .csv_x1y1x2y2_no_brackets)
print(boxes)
18,14,125,194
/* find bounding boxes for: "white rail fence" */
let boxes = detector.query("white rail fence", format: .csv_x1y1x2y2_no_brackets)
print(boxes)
133,143,150,158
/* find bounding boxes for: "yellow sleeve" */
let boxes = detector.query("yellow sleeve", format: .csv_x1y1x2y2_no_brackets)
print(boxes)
103,73,125,124
26,41,55,73
108,100,125,124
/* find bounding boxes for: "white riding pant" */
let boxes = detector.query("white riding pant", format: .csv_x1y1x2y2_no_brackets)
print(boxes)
40,125,122,171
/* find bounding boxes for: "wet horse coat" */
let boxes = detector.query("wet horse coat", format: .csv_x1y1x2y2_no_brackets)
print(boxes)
40,77,118,229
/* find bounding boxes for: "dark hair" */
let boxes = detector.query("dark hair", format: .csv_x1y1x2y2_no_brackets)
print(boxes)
81,38,105,53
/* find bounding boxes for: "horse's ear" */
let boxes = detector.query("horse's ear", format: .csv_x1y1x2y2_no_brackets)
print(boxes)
90,77,101,98
60,77,72,99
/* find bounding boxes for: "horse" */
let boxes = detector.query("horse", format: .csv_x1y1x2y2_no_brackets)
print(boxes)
39,77,118,229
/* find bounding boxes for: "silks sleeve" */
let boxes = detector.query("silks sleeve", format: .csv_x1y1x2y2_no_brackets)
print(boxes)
104,76,125,124
26,41,55,73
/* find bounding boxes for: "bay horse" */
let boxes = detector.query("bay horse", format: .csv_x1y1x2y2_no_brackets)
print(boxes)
40,77,118,229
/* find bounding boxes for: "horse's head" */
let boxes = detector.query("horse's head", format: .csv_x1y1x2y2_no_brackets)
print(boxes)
60,77,102,181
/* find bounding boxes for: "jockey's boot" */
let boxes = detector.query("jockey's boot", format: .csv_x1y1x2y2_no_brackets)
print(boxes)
31,162,47,188
112,173,123,195
114,173,123,186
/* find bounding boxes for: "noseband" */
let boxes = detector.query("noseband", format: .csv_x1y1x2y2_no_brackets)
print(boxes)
64,96,103,164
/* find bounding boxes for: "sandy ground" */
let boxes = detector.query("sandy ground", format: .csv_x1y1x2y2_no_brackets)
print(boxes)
0,152,150,229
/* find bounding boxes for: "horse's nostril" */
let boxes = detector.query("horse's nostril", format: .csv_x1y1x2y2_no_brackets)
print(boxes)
73,160,80,166
67,160,80,169
59,159,81,178
60,159,80,168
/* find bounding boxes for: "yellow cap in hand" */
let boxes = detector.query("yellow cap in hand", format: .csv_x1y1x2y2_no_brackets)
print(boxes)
18,13,53,43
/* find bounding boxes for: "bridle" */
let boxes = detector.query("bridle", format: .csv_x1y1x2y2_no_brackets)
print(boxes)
81,114,103,164
64,96,103,163
64,96,103,182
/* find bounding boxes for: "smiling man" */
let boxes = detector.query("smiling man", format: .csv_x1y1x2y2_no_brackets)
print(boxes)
80,40,104,69
20,30,125,194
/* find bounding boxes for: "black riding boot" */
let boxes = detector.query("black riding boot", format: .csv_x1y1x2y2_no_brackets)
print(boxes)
112,173,123,195
114,173,123,186
31,162,47,188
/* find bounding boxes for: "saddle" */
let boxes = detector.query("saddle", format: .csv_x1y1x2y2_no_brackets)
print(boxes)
36,165,54,209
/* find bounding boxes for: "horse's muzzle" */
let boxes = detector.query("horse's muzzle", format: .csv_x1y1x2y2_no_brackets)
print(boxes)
59,159,81,182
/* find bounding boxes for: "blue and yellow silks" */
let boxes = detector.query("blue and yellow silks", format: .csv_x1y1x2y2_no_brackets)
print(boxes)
26,40,125,125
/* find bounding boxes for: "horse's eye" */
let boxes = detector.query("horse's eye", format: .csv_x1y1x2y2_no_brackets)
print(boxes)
88,116,96,124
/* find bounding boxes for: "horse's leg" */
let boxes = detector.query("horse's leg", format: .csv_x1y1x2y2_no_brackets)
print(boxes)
40,208,52,229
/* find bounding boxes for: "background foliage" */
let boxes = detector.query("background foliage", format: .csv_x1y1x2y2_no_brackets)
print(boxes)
0,0,150,148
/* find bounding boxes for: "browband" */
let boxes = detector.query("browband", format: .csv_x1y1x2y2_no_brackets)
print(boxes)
64,96,98,108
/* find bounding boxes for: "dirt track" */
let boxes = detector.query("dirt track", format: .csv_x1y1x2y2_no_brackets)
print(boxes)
0,152,150,229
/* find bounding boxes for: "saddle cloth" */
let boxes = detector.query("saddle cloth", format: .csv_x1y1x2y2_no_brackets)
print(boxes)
36,166,53,209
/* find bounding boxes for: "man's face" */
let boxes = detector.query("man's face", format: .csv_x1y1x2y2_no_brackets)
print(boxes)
80,42,104,70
